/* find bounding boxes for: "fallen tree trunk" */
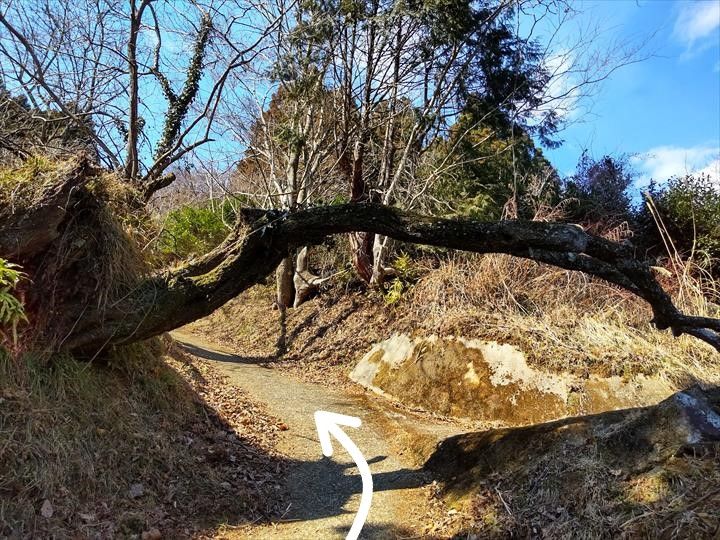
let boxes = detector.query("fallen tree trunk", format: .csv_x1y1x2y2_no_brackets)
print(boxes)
62,204,720,355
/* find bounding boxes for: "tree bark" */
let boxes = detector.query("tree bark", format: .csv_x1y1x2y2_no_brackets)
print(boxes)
293,246,310,307
349,229,374,283
293,246,328,307
348,144,375,283
275,255,295,308
124,0,143,182
370,235,393,287
58,203,720,355
275,256,293,355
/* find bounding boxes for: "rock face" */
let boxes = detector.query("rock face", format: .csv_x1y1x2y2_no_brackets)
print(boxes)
425,385,720,485
350,334,674,425
420,384,720,537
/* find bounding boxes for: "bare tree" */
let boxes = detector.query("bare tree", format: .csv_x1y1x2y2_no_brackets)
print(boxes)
224,0,347,313
0,0,277,197
307,0,646,285
1,0,684,361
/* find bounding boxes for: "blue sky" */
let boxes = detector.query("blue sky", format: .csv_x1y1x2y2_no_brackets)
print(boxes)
543,0,720,187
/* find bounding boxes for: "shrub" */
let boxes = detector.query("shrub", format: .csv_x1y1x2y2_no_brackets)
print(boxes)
157,200,236,260
644,174,720,271
383,253,421,305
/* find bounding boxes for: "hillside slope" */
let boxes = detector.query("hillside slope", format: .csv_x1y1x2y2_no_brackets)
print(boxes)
186,254,720,391
0,340,286,538
184,254,720,538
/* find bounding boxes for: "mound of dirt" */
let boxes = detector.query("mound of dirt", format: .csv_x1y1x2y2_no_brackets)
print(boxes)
351,334,674,425
424,386,720,538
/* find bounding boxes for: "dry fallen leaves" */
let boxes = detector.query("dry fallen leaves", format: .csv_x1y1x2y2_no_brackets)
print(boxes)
40,500,53,519
128,483,145,499
141,527,162,540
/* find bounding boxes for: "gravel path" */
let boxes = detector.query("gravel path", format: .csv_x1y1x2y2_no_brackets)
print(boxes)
172,331,459,539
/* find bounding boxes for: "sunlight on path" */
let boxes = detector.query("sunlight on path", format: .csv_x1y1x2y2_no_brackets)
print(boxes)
171,332,454,539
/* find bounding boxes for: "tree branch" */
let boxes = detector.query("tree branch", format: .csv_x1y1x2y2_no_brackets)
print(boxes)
62,203,720,355
0,14,121,169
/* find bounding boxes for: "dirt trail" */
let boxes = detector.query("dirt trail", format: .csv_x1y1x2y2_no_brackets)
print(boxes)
172,331,462,539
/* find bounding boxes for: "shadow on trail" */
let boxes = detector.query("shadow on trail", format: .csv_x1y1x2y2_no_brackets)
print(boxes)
332,522,421,539
167,336,720,538
174,336,275,364
294,304,359,356
271,302,360,366
280,454,429,524
170,334,435,535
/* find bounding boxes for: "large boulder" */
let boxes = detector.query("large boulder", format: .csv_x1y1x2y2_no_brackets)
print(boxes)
426,385,720,480
350,334,674,425
422,386,720,537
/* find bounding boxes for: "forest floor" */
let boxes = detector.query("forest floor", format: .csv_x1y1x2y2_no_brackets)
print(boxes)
1,337,290,539
170,330,466,539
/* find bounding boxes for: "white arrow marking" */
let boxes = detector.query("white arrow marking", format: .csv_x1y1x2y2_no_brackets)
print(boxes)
314,411,373,540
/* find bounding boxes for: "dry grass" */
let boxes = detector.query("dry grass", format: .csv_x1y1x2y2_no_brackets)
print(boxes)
0,339,286,538
1,156,156,351
405,252,719,384
431,396,720,539
446,448,720,539
186,246,719,394
0,154,58,207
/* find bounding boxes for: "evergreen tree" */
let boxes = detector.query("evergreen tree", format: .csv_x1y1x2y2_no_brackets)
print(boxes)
430,96,558,220
563,152,635,233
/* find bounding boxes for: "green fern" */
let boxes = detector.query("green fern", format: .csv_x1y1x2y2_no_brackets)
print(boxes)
383,253,420,305
0,258,28,346
392,252,417,280
384,278,405,305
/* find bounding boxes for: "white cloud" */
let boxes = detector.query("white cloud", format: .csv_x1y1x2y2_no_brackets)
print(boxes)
673,1,720,50
525,49,582,125
543,50,582,119
633,144,720,186
698,157,720,178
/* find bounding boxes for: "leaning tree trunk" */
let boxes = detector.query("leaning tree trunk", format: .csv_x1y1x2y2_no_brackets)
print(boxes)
60,203,720,355
2,161,719,356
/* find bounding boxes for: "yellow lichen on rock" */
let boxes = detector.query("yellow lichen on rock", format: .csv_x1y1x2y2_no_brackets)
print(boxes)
351,334,682,426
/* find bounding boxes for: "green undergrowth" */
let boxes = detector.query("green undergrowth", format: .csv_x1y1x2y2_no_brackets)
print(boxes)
156,201,236,261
